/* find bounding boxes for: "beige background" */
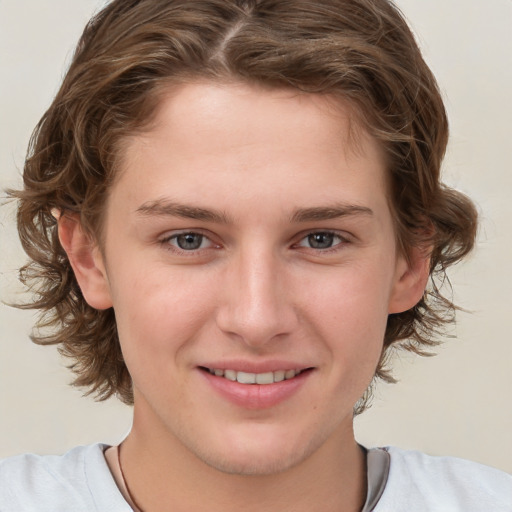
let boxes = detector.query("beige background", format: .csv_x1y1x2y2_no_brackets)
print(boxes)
0,0,511,472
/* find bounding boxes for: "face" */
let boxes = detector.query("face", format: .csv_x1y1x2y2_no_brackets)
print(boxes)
77,81,425,475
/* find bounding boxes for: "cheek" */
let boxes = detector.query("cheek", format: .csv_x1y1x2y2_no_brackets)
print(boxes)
108,262,218,365
301,258,393,326
298,259,393,368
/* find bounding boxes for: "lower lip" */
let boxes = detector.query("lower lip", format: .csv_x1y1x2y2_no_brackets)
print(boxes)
199,369,312,409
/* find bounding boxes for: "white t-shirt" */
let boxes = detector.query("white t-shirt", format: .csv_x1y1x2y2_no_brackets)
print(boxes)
0,443,510,511
374,446,511,511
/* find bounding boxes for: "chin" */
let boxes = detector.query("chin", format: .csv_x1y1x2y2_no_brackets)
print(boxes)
199,447,307,476
189,428,325,477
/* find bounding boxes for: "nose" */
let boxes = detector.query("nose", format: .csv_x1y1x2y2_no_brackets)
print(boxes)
215,246,298,348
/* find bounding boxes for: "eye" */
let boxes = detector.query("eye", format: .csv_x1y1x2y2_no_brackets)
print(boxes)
297,232,345,250
166,232,213,251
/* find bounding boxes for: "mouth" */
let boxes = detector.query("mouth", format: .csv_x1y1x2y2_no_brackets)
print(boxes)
199,367,312,385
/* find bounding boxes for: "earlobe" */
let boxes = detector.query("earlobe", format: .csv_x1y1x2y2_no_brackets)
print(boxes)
388,247,431,314
57,212,113,310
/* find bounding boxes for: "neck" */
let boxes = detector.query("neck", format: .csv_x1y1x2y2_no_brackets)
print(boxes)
119,409,366,512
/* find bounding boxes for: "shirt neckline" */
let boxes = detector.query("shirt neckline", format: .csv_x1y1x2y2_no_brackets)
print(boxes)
104,444,391,512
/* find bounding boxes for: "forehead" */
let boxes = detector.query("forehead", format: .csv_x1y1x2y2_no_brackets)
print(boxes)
109,81,389,223
145,81,359,145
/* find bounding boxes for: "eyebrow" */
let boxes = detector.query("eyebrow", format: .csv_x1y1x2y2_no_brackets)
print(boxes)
290,204,373,223
135,199,373,224
136,200,231,223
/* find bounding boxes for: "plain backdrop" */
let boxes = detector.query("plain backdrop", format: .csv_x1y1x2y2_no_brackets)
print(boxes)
0,0,511,472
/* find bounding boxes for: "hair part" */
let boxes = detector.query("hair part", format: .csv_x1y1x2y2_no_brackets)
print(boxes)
11,0,478,412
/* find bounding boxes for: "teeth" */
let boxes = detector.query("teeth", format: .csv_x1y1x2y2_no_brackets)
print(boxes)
207,368,303,384
285,369,296,380
273,370,285,383
237,371,256,384
224,369,237,381
255,372,274,385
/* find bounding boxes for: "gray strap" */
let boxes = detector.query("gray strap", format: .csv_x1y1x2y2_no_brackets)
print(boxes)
362,447,390,511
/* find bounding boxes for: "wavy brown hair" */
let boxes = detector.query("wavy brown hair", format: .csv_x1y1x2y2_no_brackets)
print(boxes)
11,0,477,410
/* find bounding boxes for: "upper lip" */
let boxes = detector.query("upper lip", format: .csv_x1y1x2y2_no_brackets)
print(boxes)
198,360,314,373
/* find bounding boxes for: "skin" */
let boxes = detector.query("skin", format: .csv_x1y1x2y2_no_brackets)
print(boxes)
59,81,429,512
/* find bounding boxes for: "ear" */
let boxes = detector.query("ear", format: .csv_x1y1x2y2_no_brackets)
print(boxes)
57,212,113,310
388,246,431,314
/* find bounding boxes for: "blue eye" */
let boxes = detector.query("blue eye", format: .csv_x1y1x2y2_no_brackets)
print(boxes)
169,232,210,250
298,232,344,250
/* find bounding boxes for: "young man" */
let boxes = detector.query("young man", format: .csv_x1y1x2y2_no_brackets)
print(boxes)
1,0,510,511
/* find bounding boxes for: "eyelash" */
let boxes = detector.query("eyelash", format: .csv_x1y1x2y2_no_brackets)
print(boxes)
159,231,217,255
294,231,350,253
158,230,351,256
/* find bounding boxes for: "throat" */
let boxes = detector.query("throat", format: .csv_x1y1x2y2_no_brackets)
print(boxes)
113,426,367,512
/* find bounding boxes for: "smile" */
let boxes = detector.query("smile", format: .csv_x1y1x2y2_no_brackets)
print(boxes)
203,367,305,385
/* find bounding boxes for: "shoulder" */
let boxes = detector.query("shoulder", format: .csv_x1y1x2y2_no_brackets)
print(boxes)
373,446,512,512
0,444,130,512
